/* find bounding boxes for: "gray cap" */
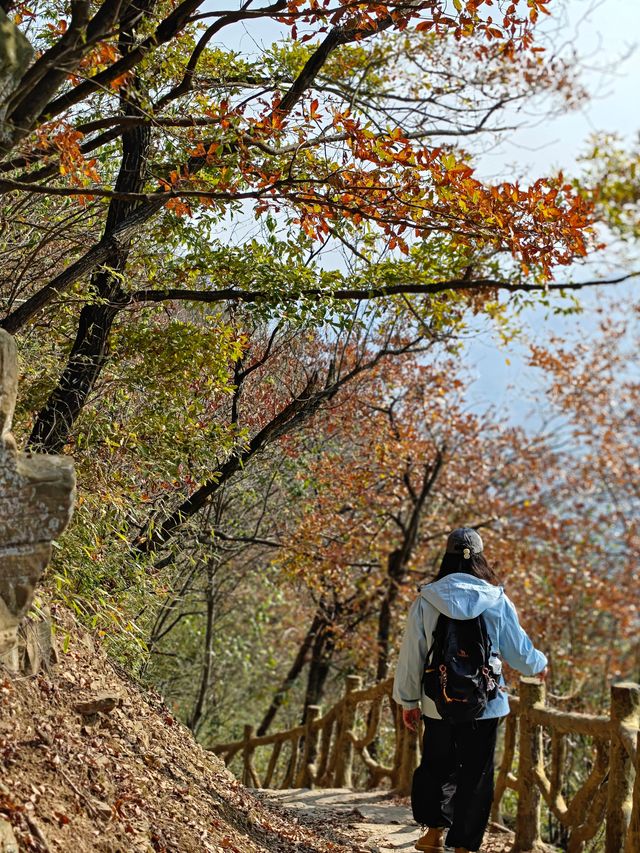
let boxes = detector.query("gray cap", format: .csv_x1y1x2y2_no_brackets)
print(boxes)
446,527,483,557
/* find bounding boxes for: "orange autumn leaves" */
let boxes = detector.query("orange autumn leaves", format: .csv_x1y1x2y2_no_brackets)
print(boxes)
280,0,552,53
19,0,595,280
35,121,100,186
269,328,638,701
280,120,592,275
151,94,593,278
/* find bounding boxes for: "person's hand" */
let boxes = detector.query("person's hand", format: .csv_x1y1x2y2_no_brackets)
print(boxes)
402,707,421,732
538,667,548,682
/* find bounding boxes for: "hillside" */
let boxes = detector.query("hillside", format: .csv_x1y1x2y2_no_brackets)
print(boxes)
0,606,370,853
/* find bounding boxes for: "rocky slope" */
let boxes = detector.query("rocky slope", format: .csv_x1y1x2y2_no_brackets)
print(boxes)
0,606,370,853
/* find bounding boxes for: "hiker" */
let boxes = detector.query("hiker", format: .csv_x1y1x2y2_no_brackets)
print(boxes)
392,527,547,853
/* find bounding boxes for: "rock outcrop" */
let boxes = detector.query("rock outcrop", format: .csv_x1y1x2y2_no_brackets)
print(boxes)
0,330,75,669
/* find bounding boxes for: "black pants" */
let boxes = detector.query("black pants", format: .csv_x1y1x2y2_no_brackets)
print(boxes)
411,716,500,852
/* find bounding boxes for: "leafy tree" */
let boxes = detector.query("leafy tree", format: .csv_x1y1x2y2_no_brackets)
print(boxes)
583,134,640,240
2,0,636,743
2,0,602,464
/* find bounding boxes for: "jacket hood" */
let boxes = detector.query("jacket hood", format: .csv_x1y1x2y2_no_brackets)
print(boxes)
420,573,504,619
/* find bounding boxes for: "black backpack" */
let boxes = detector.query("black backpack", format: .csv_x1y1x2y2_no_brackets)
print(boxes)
422,614,499,722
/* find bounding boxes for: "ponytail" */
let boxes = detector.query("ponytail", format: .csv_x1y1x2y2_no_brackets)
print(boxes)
433,551,500,586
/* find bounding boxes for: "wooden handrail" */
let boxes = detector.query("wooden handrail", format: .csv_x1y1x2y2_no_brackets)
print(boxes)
528,705,610,737
213,704,340,753
211,675,640,851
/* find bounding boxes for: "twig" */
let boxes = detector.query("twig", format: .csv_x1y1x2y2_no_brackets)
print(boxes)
24,814,52,852
57,767,98,817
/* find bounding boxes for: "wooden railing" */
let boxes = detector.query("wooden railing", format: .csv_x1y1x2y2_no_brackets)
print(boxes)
212,676,640,853
493,679,640,853
212,675,419,793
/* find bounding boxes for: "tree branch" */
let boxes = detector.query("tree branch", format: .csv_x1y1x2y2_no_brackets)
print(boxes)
127,272,640,307
133,369,322,552
26,0,207,126
154,0,287,112
4,0,128,144
134,332,424,553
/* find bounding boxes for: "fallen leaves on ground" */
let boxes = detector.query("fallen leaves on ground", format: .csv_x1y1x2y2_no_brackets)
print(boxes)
0,606,379,853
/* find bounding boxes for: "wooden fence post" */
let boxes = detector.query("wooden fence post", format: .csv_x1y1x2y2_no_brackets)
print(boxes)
316,716,335,786
241,724,260,788
606,683,640,853
333,675,362,788
295,705,321,788
624,731,640,853
513,678,545,852
393,711,419,797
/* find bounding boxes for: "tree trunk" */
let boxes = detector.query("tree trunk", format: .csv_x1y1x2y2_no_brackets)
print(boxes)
27,19,151,453
376,548,405,682
189,558,216,735
302,615,337,721
375,453,444,681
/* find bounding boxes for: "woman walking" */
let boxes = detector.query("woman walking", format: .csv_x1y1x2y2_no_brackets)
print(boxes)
393,528,547,853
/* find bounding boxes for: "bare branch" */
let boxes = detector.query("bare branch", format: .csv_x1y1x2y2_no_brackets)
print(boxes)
154,0,287,111
127,272,640,307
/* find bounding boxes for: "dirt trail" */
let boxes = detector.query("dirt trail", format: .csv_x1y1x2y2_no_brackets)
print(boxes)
259,788,528,852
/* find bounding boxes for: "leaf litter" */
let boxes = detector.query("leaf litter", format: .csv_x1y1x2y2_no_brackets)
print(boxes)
0,605,379,853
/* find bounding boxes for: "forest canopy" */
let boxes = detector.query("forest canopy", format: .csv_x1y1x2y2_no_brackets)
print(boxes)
0,0,638,761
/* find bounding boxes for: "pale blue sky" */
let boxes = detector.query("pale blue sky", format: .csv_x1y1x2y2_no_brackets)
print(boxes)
462,0,640,424
476,0,640,177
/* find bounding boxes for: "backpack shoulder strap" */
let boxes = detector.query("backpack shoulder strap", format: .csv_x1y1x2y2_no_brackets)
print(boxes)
477,613,492,662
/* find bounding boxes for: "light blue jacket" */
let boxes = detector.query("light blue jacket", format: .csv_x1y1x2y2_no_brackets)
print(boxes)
392,573,547,719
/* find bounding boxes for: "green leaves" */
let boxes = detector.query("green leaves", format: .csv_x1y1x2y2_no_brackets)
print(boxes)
581,134,640,239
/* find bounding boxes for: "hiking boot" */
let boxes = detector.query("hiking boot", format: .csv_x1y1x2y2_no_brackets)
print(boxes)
414,827,445,851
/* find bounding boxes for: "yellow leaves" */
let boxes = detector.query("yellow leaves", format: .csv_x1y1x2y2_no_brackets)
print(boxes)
440,152,465,173
13,4,35,24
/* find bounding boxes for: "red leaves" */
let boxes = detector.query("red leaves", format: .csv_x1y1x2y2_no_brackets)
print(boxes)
387,234,409,254
46,18,67,36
